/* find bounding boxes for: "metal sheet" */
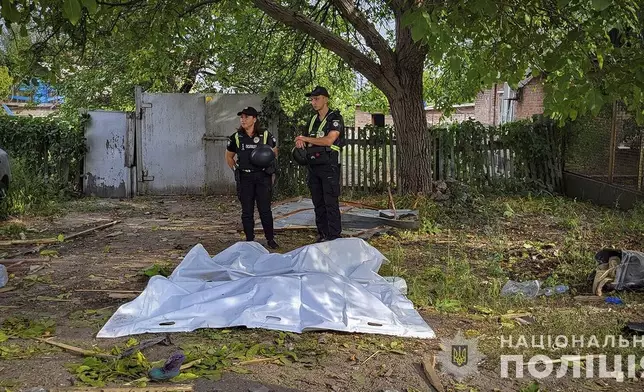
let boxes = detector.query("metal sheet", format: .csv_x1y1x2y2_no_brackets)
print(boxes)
83,110,130,198
139,93,207,195
203,94,266,195
264,198,419,231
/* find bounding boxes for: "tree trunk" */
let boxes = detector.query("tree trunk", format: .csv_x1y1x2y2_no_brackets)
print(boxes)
387,60,433,194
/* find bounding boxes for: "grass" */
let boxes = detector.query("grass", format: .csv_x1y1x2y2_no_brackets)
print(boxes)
3,177,644,388
368,188,644,373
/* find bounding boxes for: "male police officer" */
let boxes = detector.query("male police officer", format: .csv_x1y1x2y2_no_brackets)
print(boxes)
226,106,279,249
295,86,344,242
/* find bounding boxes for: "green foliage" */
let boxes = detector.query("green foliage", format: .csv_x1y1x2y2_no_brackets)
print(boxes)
0,114,86,217
142,263,174,278
430,117,567,194
402,0,644,125
0,114,86,176
565,105,612,176
0,317,56,339
67,352,150,387
1,1,358,122
0,66,12,99
0,222,26,238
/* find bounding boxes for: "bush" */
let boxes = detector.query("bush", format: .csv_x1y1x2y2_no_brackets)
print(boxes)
0,114,86,218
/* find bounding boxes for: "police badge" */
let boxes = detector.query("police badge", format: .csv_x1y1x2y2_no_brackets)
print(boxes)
316,130,325,138
253,136,260,143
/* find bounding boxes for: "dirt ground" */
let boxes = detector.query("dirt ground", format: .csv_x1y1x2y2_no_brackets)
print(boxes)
0,195,642,392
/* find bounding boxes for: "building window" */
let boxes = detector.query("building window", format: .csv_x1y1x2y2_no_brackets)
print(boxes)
372,113,385,127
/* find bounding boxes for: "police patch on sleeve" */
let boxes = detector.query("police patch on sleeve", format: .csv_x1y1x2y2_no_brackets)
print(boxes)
227,139,231,146
333,120,339,128
272,136,276,144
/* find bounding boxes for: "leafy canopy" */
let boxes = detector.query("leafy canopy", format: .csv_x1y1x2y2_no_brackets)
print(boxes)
401,0,644,123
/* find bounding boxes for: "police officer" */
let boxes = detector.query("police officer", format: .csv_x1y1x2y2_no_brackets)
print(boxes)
295,86,344,242
226,106,279,249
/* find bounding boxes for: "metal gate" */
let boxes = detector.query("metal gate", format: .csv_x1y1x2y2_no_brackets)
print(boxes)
134,87,266,195
83,110,135,198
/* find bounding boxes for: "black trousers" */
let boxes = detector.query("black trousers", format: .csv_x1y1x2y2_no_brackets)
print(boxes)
238,171,274,241
307,164,341,239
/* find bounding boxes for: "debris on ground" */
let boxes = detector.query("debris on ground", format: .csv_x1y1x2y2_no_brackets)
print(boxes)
604,296,624,305
149,352,186,381
592,249,644,295
258,198,419,236
421,355,444,392
117,335,172,359
500,280,568,298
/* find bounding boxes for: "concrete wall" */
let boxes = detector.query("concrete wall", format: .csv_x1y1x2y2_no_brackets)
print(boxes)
83,110,133,198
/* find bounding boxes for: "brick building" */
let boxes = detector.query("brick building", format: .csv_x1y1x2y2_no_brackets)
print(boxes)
354,76,545,129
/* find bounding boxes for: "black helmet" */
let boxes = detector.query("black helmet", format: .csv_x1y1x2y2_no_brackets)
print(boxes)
250,144,275,168
292,147,308,166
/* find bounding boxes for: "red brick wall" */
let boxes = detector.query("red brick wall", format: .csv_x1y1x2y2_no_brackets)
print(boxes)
354,105,476,129
474,85,503,126
354,106,394,129
355,79,547,129
515,78,545,120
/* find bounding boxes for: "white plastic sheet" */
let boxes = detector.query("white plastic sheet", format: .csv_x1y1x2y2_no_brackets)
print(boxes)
97,238,435,339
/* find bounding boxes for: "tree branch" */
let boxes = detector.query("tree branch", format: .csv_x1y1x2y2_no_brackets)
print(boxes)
178,0,223,18
251,0,396,94
330,0,395,68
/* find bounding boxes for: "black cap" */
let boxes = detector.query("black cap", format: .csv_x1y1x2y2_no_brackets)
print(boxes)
305,86,330,97
237,106,259,117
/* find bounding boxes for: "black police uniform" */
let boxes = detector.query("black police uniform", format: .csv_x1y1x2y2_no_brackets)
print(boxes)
226,130,277,243
304,109,344,241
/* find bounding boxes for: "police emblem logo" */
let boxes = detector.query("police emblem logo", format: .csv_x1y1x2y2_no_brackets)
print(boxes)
253,136,260,143
316,130,325,138
451,345,468,367
436,330,484,381
227,139,230,146
333,120,339,127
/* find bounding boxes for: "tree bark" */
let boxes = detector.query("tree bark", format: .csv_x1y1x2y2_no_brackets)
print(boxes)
387,57,433,194
251,0,433,194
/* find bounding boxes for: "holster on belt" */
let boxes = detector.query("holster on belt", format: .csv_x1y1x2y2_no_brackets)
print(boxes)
233,168,241,200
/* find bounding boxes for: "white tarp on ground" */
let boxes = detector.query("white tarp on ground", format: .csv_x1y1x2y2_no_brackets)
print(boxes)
97,238,435,339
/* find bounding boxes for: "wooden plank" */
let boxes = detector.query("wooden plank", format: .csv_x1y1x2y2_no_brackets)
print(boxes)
639,130,644,192
375,132,381,188
483,135,490,185
436,132,445,181
502,147,508,178
356,129,361,190
382,131,388,188
395,136,401,194
608,101,618,184
450,137,456,180
369,131,374,189
389,127,395,189
362,129,368,192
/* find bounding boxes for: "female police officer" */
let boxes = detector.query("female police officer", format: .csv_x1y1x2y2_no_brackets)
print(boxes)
225,106,279,249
